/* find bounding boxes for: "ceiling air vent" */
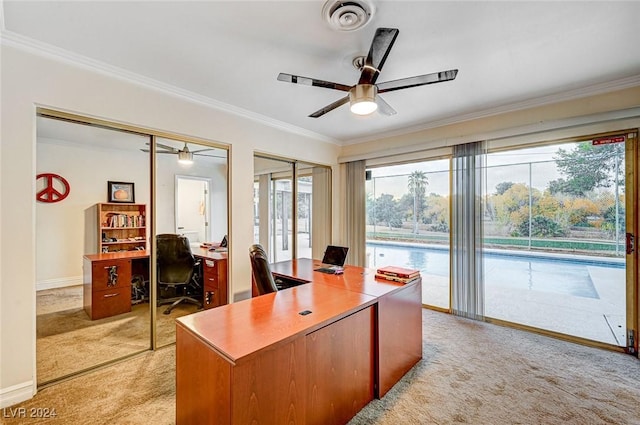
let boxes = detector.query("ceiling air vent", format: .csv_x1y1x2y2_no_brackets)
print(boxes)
322,0,375,32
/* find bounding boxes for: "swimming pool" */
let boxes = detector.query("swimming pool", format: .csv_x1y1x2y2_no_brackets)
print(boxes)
366,242,625,299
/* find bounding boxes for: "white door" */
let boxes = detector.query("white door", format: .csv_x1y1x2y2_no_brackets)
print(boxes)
176,176,210,244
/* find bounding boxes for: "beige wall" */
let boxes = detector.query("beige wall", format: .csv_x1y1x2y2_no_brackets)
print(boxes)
340,86,640,162
0,44,339,406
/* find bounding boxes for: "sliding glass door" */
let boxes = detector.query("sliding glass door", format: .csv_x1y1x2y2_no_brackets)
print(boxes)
360,131,637,351
253,155,331,263
482,136,632,347
365,159,451,309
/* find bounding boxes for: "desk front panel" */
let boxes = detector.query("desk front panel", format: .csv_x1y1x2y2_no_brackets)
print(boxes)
377,279,423,397
306,305,375,425
176,325,231,425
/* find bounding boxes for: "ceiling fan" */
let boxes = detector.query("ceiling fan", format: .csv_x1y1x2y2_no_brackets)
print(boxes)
141,142,225,164
277,27,458,118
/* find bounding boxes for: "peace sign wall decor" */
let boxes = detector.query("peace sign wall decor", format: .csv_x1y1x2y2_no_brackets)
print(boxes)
36,173,70,203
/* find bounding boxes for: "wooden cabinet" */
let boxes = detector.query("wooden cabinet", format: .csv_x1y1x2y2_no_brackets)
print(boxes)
83,256,133,320
202,258,227,309
97,203,147,253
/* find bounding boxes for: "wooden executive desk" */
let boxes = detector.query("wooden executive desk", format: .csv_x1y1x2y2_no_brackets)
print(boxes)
82,248,228,320
176,258,422,425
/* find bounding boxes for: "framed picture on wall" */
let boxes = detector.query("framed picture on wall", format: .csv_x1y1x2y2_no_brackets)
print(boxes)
108,181,135,203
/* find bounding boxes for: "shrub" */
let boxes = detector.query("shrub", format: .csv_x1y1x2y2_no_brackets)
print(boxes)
512,215,567,237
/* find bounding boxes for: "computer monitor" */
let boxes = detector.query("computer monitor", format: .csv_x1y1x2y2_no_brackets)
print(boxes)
321,245,349,267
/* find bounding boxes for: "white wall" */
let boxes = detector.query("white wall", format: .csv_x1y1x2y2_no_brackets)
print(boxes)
0,44,340,407
35,136,229,290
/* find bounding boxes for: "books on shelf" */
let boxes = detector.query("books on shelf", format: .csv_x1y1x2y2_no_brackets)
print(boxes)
105,213,145,228
375,265,420,284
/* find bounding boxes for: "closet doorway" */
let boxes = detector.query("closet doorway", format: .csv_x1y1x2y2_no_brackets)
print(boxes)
35,115,152,386
35,111,231,385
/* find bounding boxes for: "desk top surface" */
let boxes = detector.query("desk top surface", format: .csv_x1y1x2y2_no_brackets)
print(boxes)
176,282,376,363
83,247,227,262
271,258,411,298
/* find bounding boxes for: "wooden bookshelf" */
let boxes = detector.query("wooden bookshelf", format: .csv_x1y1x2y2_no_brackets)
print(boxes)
97,203,147,253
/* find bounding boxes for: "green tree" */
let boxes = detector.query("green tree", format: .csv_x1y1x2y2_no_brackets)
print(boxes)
550,142,624,196
495,181,515,195
408,171,428,234
371,194,403,229
602,204,626,236
513,215,566,238
492,183,540,225
423,193,449,232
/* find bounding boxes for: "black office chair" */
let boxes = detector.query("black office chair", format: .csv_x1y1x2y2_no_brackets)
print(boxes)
157,234,202,314
249,244,279,295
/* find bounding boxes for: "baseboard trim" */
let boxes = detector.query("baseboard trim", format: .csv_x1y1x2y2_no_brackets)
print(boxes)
0,381,34,408
36,276,82,291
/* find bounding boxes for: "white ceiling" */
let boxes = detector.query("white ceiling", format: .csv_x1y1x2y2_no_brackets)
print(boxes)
4,1,640,145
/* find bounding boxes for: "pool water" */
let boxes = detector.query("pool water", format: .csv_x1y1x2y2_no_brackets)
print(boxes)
366,243,624,299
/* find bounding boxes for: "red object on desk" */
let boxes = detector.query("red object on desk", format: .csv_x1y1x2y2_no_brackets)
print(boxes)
376,265,420,278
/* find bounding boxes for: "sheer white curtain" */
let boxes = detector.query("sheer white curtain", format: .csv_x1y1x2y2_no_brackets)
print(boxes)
311,166,332,260
451,142,486,319
257,174,271,257
344,160,367,266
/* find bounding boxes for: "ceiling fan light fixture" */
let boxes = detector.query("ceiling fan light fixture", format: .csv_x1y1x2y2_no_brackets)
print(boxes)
349,84,378,115
178,150,194,164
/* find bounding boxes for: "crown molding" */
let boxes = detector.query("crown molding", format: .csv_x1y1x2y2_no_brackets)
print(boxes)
343,74,640,146
0,29,339,145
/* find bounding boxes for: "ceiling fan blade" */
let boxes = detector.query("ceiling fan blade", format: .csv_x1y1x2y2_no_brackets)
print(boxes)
359,28,399,85
309,96,350,118
191,148,217,153
194,153,227,158
146,141,179,152
376,95,397,116
278,73,351,92
139,148,175,154
377,69,458,94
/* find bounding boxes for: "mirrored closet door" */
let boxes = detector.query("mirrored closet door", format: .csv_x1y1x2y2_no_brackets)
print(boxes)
153,137,229,348
35,115,152,385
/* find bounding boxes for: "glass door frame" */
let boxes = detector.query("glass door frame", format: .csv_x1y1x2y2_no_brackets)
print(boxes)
254,154,330,262
481,129,638,353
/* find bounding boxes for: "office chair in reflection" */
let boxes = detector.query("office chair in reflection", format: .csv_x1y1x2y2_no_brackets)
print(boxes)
157,234,202,314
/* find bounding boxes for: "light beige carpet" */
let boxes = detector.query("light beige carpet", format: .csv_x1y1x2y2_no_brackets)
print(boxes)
36,285,198,384
9,309,640,424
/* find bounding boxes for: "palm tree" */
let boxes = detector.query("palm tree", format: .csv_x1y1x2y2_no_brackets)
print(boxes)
408,171,428,234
